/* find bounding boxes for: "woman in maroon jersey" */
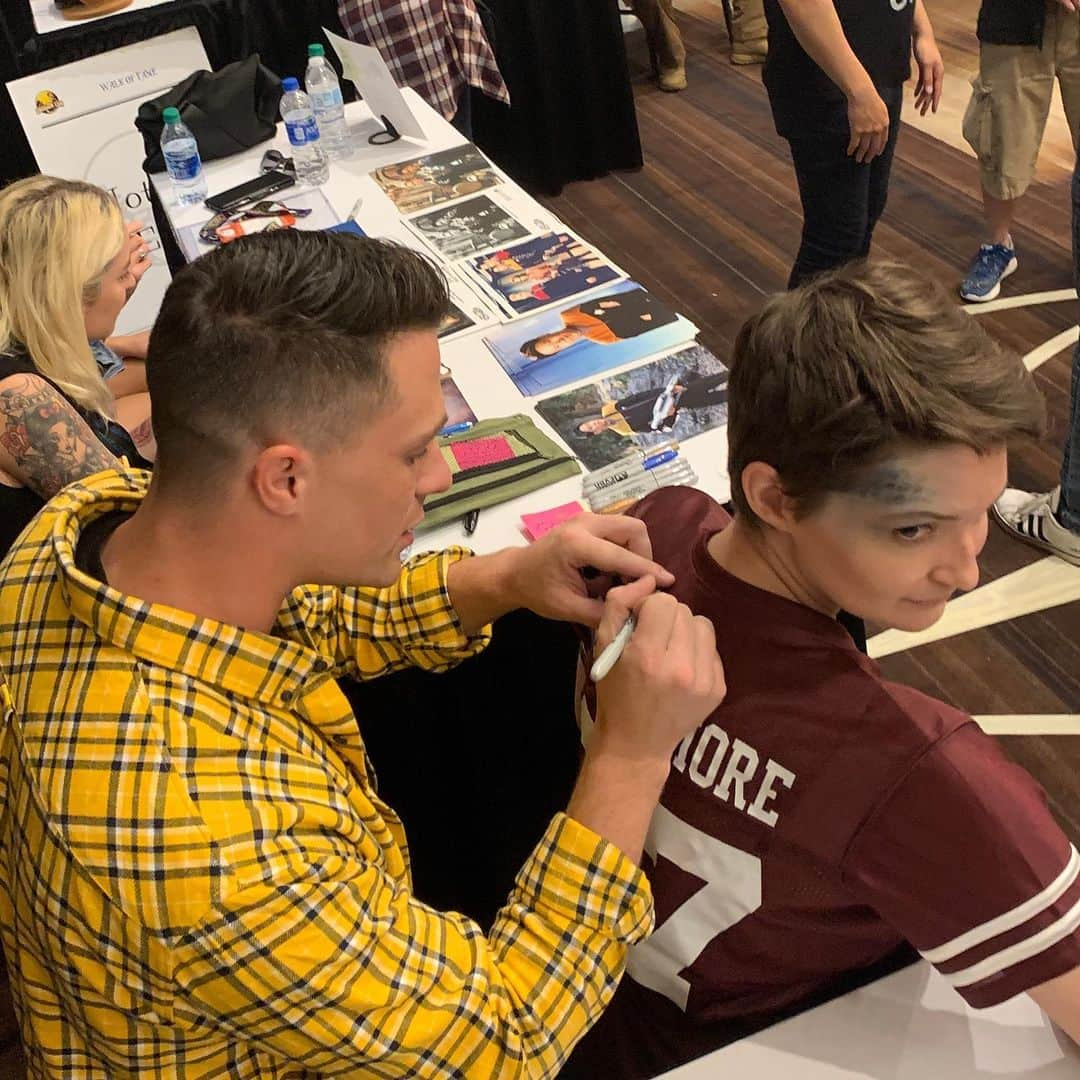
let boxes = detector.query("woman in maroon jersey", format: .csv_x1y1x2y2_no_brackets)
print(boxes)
562,260,1080,1078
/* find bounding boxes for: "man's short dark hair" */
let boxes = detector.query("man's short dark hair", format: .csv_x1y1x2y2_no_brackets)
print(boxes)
147,229,449,487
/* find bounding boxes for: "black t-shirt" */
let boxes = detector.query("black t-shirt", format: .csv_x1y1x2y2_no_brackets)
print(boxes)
74,509,130,582
763,0,914,136
0,346,149,558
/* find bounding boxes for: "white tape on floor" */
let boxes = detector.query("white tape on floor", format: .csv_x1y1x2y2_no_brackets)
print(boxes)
1024,325,1079,371
965,288,1077,315
869,556,1080,658
975,715,1080,736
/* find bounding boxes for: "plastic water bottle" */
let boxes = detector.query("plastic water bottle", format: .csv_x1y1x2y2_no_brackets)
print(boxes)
160,106,208,207
280,77,330,186
305,44,349,159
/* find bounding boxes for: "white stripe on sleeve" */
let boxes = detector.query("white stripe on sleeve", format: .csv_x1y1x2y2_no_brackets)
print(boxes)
940,894,1080,990
922,845,1079,965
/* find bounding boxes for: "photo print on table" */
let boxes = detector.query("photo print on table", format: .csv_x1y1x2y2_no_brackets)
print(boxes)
483,280,696,396
406,195,531,261
371,144,502,215
464,230,624,318
440,373,477,428
438,270,501,342
535,343,729,471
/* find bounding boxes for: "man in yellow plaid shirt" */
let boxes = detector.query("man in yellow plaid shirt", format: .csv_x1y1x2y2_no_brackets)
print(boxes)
0,230,725,1077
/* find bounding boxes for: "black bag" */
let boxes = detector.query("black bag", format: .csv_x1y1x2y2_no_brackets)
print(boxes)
136,54,283,172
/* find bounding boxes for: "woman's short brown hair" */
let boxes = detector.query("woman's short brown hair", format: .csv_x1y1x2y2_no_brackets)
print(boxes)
727,259,1046,524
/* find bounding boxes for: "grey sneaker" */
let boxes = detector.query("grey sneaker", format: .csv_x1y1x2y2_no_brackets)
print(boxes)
992,487,1080,566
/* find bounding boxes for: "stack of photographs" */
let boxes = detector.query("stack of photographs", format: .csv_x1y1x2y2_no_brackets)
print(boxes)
371,146,722,477
405,195,531,261
371,145,503,214
462,231,624,319
482,281,696,396
535,344,729,471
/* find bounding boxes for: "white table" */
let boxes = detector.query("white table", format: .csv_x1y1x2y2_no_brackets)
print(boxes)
661,962,1080,1078
150,90,732,559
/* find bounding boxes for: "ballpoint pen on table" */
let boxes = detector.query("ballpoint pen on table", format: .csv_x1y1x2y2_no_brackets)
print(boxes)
440,420,475,438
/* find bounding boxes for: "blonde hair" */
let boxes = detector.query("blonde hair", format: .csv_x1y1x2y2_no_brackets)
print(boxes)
0,176,126,416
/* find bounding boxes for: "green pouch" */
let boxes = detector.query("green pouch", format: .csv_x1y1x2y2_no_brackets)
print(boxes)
419,414,580,530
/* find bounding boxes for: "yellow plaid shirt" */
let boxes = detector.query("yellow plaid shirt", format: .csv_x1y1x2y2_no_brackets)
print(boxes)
0,470,653,1078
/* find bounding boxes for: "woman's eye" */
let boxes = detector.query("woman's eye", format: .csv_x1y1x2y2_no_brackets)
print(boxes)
894,524,932,541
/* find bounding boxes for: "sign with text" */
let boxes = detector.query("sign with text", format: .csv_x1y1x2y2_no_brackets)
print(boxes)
7,27,209,333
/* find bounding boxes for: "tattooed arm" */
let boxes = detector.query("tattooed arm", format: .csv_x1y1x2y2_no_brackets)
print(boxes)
0,374,119,500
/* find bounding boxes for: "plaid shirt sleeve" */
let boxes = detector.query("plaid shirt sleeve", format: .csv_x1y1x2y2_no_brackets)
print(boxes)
171,813,653,1077
278,548,491,677
336,0,509,120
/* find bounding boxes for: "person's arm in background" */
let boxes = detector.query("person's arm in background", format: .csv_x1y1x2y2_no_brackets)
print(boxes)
776,0,889,163
1029,968,1080,1045
911,0,944,116
0,374,119,498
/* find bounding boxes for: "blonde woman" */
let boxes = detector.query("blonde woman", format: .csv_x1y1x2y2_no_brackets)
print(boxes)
0,176,154,555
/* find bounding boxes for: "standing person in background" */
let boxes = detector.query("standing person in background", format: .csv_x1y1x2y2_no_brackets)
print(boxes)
959,0,1080,303
629,0,687,91
992,150,1080,564
335,0,509,137
764,0,944,288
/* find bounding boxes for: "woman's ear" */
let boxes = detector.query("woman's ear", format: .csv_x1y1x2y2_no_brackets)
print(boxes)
740,461,800,534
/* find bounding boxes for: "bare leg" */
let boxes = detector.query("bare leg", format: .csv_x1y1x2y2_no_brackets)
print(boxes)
983,188,1016,246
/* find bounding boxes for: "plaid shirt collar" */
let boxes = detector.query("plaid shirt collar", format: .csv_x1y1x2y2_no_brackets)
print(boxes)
50,470,329,709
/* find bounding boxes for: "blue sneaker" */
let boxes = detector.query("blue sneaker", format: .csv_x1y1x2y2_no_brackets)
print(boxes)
960,243,1018,302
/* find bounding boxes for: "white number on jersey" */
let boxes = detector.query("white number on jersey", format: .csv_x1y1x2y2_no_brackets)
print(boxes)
628,805,763,1012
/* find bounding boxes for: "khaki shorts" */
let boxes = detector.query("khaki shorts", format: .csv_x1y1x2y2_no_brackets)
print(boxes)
963,3,1080,200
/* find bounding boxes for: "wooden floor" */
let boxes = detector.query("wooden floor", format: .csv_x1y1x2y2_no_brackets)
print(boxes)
544,2,1080,843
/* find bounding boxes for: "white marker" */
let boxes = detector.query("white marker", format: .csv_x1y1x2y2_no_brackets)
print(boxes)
590,615,636,682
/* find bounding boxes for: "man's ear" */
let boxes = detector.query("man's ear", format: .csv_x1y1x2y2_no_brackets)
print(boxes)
740,461,800,534
250,443,312,518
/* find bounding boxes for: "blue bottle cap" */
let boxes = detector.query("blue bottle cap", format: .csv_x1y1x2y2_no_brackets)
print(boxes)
282,77,299,92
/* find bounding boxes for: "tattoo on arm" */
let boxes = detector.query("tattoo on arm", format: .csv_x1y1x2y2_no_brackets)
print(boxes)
0,374,119,500
128,417,154,449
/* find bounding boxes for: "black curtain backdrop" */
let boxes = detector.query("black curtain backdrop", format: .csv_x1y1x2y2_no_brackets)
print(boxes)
0,0,642,195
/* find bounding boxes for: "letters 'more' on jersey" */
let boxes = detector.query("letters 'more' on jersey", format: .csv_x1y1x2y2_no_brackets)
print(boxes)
579,487,1080,1059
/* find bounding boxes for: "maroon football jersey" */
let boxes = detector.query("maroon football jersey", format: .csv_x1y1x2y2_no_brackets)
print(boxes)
569,487,1080,1078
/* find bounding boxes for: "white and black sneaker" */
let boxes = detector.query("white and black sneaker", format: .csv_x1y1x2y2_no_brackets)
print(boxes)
992,486,1080,566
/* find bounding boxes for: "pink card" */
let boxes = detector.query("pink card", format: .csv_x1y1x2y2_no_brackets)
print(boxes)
521,502,585,542
451,436,516,471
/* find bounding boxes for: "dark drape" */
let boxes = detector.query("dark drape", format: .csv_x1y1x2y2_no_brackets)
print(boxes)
342,611,583,929
472,0,643,194
1,0,642,194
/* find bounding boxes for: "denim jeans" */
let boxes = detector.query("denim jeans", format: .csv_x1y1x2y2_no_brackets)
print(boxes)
1062,159,1080,531
784,87,904,288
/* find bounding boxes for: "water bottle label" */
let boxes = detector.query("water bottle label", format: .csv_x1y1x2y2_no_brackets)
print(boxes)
312,89,344,111
285,117,320,147
163,149,202,181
